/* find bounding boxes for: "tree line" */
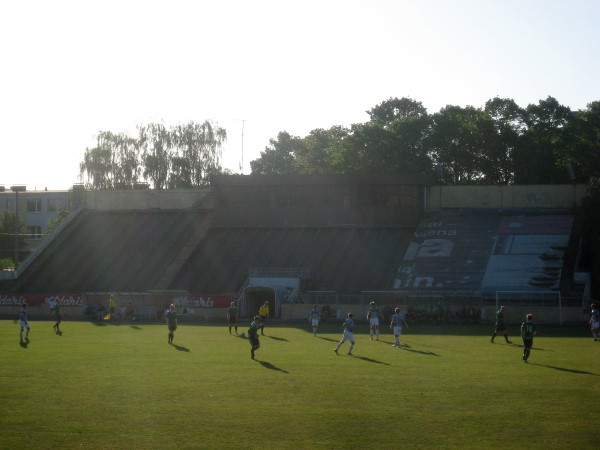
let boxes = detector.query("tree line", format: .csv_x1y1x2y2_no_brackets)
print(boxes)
251,96,600,185
79,120,227,189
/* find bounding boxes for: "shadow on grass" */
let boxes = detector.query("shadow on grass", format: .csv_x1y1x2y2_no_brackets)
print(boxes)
19,340,29,348
172,344,191,352
528,362,599,376
350,355,391,365
255,360,289,373
264,335,289,342
401,347,440,357
317,336,337,342
129,325,143,330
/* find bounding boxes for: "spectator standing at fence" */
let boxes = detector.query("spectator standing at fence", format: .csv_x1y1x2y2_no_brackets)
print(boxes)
390,307,409,347
53,302,62,334
521,314,537,362
334,313,355,355
227,301,239,335
258,301,269,335
308,305,321,336
19,302,30,342
367,301,381,341
590,303,599,341
166,304,177,344
248,315,261,359
491,305,512,344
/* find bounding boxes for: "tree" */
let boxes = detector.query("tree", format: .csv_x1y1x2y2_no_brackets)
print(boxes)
46,210,71,235
0,210,26,263
559,101,600,182
250,131,301,174
427,105,490,184
517,96,573,184
294,126,349,174
139,123,172,190
483,97,526,184
80,120,227,189
169,120,226,188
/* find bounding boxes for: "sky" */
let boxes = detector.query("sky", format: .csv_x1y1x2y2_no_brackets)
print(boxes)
1,0,599,191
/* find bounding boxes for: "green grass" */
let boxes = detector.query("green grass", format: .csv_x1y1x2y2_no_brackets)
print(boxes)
1,320,598,449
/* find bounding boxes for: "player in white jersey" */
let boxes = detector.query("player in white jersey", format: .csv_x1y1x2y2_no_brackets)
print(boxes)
590,303,599,341
308,305,321,336
367,301,381,340
334,313,355,355
390,307,409,347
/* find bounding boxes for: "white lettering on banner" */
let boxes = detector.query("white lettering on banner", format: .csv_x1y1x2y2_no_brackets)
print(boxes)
192,297,215,308
0,295,26,305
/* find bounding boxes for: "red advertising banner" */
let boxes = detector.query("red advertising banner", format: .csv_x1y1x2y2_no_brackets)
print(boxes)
0,294,83,307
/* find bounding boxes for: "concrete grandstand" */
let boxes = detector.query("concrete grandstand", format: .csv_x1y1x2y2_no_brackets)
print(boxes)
0,174,589,323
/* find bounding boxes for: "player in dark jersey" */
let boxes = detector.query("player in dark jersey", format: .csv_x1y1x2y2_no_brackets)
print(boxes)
53,302,62,334
521,314,537,363
227,301,239,335
589,303,599,341
248,315,261,359
491,305,512,344
165,304,177,344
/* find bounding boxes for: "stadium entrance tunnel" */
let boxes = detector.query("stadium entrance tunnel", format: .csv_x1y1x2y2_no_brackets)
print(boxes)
245,286,276,318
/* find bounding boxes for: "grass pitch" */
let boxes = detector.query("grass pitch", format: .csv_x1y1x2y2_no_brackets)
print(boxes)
1,319,598,449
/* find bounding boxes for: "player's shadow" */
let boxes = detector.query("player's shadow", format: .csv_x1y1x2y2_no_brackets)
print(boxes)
19,340,29,348
129,325,143,330
351,355,391,366
264,335,289,342
317,336,337,342
528,363,599,376
255,360,289,373
401,347,440,357
172,344,190,352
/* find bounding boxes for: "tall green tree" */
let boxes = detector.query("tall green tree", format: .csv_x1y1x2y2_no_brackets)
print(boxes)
0,210,26,262
138,123,172,190
559,101,600,182
250,131,301,174
169,120,226,188
518,96,572,184
483,97,526,184
427,105,490,184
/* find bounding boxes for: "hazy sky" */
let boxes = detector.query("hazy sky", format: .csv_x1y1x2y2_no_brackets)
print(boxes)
1,0,599,191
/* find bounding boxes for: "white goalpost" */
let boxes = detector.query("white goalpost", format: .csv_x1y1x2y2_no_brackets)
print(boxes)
495,291,563,324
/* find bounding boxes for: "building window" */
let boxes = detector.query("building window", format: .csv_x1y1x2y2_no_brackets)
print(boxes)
48,198,64,212
27,199,42,213
27,225,42,240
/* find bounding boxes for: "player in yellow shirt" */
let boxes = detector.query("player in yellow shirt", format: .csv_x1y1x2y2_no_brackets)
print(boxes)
258,301,269,335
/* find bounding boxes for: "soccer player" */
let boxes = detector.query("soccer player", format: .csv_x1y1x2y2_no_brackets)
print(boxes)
165,304,177,344
308,305,321,336
521,313,537,362
258,301,269,335
334,313,355,355
108,295,116,320
491,305,512,344
248,315,261,359
53,302,62,334
367,301,381,340
227,301,239,335
390,307,408,347
18,302,30,342
589,303,599,341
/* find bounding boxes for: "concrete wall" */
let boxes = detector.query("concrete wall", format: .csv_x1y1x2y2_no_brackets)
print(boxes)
428,184,586,209
85,188,211,210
